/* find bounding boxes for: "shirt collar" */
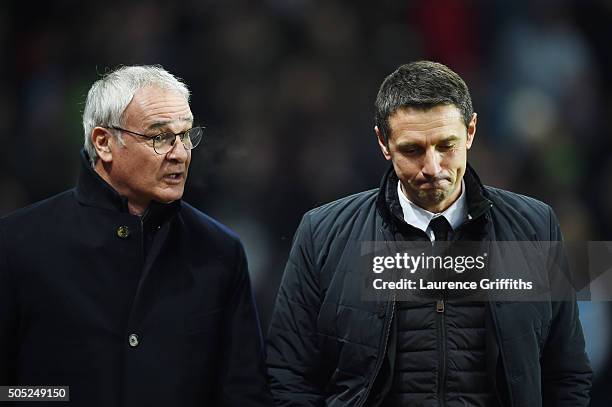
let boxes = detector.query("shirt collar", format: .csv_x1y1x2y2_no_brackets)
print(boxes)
376,164,493,237
397,178,468,235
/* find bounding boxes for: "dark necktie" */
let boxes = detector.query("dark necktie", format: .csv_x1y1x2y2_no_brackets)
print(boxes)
429,216,452,241
429,216,452,283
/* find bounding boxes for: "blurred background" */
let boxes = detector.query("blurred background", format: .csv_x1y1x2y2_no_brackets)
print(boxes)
1,0,611,401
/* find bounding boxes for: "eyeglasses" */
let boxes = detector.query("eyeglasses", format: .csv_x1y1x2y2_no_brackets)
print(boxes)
108,126,204,155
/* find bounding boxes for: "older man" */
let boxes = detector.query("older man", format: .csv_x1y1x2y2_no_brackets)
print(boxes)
0,66,271,406
267,61,592,406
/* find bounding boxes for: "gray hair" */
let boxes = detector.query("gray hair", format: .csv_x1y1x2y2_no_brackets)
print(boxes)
82,65,191,166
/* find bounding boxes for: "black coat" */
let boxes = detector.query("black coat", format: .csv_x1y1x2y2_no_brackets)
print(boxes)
0,151,272,406
267,165,592,407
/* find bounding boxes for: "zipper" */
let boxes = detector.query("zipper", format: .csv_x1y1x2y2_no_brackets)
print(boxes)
437,292,447,407
358,227,402,406
489,303,514,407
357,295,395,407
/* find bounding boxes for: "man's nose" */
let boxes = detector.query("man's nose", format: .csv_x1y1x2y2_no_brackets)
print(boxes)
166,135,189,162
422,148,441,177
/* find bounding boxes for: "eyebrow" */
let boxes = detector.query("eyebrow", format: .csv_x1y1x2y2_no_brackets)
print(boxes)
396,141,421,149
396,135,461,148
146,116,194,131
439,135,460,142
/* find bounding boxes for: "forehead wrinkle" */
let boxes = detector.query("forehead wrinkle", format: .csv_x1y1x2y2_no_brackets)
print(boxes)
391,116,463,132
140,106,193,130
392,124,464,141
146,116,194,128
126,87,193,132
133,91,190,113
390,105,464,131
139,103,191,117
389,113,466,144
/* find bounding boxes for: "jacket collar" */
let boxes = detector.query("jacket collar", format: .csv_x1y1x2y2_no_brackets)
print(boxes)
76,149,130,212
74,150,181,227
377,163,493,233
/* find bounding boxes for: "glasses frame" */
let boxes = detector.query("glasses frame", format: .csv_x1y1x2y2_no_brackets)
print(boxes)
107,126,203,155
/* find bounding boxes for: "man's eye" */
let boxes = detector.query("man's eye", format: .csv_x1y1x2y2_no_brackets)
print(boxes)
400,147,420,155
156,133,174,143
438,144,454,151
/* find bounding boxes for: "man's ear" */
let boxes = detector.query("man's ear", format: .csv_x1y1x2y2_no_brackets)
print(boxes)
375,126,391,161
91,127,114,163
466,113,477,150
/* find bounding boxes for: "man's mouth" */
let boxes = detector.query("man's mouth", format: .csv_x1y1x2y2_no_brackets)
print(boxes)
418,179,449,189
163,172,184,183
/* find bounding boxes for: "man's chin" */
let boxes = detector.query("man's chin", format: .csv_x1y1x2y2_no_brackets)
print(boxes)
156,198,178,204
154,189,184,204
413,190,451,211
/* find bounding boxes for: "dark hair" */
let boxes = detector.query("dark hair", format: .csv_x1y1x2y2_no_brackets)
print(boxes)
375,61,473,143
